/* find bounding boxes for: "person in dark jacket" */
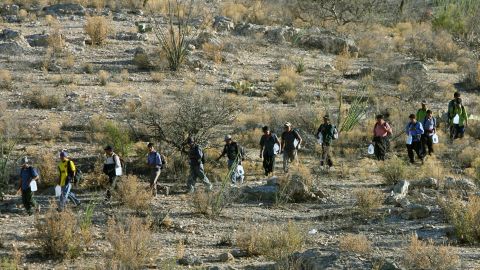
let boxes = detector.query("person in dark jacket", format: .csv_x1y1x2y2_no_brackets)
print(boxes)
103,145,122,201
217,135,244,184
18,157,40,215
186,137,212,193
259,126,280,176
316,116,336,167
281,122,302,173
147,143,162,197
405,114,425,164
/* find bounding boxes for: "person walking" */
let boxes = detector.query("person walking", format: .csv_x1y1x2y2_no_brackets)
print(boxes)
259,126,280,176
449,98,468,140
147,143,162,197
186,137,212,193
18,157,39,215
372,114,393,161
216,135,245,184
281,122,302,173
405,114,425,164
103,145,122,201
316,116,336,167
422,110,436,155
57,150,80,211
447,92,461,122
416,101,428,123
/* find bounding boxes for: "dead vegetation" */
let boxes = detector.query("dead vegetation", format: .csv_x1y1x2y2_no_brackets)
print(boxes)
115,175,151,212
339,233,372,255
404,234,460,270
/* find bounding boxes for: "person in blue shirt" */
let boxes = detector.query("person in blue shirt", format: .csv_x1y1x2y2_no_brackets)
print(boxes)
405,114,425,164
17,157,39,215
186,137,212,193
421,110,436,156
147,142,162,197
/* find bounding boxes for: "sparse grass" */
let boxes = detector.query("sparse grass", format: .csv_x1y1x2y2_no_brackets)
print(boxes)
458,145,480,167
98,70,110,86
84,16,111,46
47,26,65,53
119,69,129,83
0,70,13,90
379,156,408,185
83,62,94,74
202,42,224,64
274,66,301,103
404,234,460,270
355,188,383,217
150,71,165,82
25,88,63,109
236,221,304,260
439,194,480,244
116,175,151,212
106,216,152,269
334,48,352,75
462,61,480,90
35,206,85,259
338,233,372,254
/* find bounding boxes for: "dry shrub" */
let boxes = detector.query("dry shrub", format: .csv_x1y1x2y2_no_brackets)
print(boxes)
236,221,304,260
84,16,111,46
274,66,301,103
220,2,248,23
439,194,480,244
26,88,63,109
35,207,84,259
115,175,151,211
202,42,224,64
37,121,61,141
119,69,129,83
334,48,353,75
238,128,263,148
355,188,383,217
338,234,372,254
404,234,460,270
150,72,165,82
458,145,480,167
45,14,58,27
462,61,480,90
98,70,110,86
379,156,408,185
83,62,94,74
106,216,152,269
0,69,13,90
47,27,65,53
29,150,58,187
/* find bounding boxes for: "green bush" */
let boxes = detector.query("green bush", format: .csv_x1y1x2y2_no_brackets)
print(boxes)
379,157,408,185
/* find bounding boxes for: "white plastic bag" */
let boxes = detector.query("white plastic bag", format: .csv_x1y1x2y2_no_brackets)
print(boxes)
55,185,61,197
30,180,37,192
453,114,460,124
273,143,280,155
432,134,439,144
368,144,375,155
115,166,123,176
237,165,245,183
317,134,323,145
406,135,413,145
294,139,301,149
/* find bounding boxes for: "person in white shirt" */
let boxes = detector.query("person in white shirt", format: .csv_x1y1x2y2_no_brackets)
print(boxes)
103,145,122,201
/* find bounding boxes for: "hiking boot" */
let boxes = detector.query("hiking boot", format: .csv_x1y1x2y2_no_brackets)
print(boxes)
36,204,41,213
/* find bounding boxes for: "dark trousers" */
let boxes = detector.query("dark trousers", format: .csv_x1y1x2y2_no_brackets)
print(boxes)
450,124,465,140
321,144,333,167
106,174,118,200
263,155,275,175
406,141,424,163
21,188,37,214
421,134,433,155
373,136,388,161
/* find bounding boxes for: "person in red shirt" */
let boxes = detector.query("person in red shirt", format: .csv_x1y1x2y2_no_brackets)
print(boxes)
372,114,392,161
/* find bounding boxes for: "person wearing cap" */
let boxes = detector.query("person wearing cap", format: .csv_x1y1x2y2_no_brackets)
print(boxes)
316,115,337,167
416,101,428,123
405,114,425,164
217,135,245,184
147,142,162,197
103,145,122,201
281,122,302,173
57,150,80,210
186,137,212,193
449,98,468,140
421,110,436,155
447,92,461,122
18,157,40,215
372,114,392,161
260,126,281,176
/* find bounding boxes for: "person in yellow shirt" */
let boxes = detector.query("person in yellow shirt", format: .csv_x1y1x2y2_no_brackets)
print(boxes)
58,151,80,211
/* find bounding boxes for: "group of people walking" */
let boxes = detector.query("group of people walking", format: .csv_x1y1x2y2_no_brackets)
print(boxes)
16,92,470,214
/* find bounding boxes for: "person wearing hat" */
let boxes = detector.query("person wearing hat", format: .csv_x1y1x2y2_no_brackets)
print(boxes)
57,150,80,210
371,114,392,161
260,126,281,176
216,135,245,184
416,101,428,123
18,157,40,215
316,115,337,167
447,92,461,123
405,114,425,164
147,142,162,197
103,145,122,201
281,122,302,173
449,98,468,140
186,137,212,193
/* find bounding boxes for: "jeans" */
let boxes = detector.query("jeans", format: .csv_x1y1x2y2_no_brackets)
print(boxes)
187,164,211,192
283,149,297,173
150,168,161,196
21,187,37,214
263,154,275,176
406,141,424,164
421,134,434,155
321,144,333,167
59,183,80,210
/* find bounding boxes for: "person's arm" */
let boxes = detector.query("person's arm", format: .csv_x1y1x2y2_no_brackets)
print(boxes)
259,136,265,158
316,126,321,138
114,155,121,168
217,146,226,161
463,107,468,126
18,176,22,190
385,123,392,135
405,123,410,135
31,168,39,182
417,122,424,135
295,131,302,148
280,134,285,152
416,110,421,121
58,166,62,185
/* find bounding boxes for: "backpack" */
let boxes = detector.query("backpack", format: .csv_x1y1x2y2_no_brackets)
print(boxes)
67,160,83,184
160,154,167,169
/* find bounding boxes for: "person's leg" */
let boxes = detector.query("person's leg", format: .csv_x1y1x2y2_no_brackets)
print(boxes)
458,125,465,138
325,145,333,167
262,157,269,176
283,151,289,173
227,159,236,184
427,136,434,155
321,145,327,166
67,184,80,206
413,141,423,161
373,140,381,160
22,189,31,214
197,164,212,190
59,184,71,210
379,138,387,160
187,165,196,193
420,135,427,157
150,168,161,196
406,144,414,163
270,155,276,174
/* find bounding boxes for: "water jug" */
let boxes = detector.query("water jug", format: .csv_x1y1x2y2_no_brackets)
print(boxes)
30,180,37,192
368,144,374,155
432,134,439,144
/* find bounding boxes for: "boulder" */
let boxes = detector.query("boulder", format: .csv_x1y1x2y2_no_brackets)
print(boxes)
386,180,410,206
193,31,221,48
411,178,439,189
298,30,358,54
288,249,372,269
287,178,319,202
234,23,269,37
115,32,147,41
136,22,152,33
403,204,431,220
218,252,234,262
0,29,23,42
207,266,238,270
393,180,410,195
0,4,20,15
242,185,278,202
213,16,235,32
25,34,49,47
43,3,86,16
178,255,202,266
444,177,476,191
0,42,25,55
264,27,299,44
